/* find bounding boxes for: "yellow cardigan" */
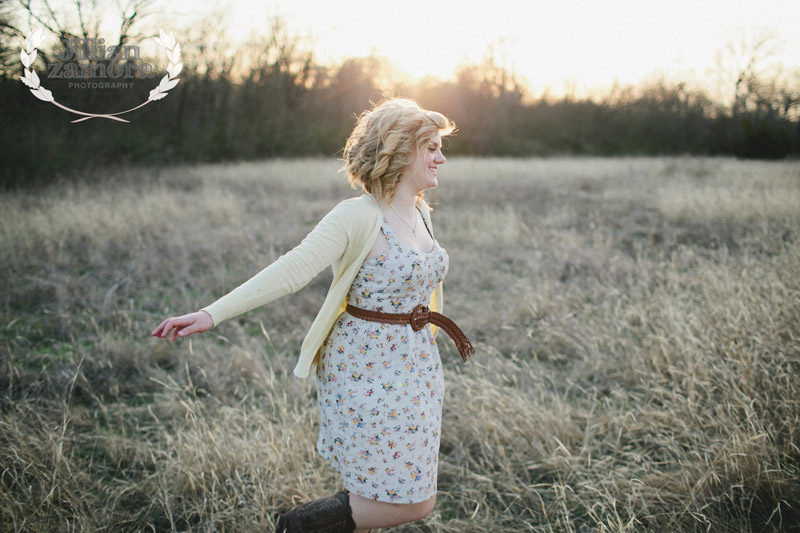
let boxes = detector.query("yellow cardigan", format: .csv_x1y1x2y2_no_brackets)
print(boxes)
201,193,443,378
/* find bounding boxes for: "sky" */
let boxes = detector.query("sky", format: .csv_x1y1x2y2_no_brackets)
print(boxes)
165,0,799,99
26,0,800,100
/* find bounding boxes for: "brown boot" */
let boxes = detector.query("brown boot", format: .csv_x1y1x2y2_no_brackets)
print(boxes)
275,490,357,532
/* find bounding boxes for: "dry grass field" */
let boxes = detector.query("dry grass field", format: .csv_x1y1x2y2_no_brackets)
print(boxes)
1,156,799,532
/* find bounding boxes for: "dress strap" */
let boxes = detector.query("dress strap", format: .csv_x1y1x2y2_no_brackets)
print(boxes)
417,207,434,240
380,215,400,248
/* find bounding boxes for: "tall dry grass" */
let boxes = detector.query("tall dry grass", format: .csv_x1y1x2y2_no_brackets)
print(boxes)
1,156,799,532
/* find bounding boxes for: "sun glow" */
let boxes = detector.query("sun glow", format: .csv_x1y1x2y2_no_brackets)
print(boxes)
164,0,799,99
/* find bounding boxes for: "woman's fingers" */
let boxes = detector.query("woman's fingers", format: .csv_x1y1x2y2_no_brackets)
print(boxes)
151,319,170,337
153,318,177,337
152,315,190,339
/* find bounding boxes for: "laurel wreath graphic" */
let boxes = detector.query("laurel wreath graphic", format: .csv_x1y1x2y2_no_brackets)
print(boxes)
20,28,182,123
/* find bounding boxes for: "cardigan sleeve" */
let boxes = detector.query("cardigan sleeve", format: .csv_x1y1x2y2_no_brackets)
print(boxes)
200,201,354,326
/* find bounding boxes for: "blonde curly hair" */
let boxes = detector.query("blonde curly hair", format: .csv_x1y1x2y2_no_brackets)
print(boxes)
341,98,456,203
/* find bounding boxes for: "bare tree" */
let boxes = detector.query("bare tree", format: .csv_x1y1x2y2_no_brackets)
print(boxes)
0,0,23,76
455,41,525,102
713,28,784,116
745,67,800,120
176,8,236,81
7,0,156,69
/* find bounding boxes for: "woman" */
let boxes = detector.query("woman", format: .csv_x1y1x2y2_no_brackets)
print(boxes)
152,98,472,532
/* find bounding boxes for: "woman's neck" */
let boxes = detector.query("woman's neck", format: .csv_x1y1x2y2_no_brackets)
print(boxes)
384,186,418,216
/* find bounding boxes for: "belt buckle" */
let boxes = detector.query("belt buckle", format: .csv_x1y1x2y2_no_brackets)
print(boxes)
410,304,431,331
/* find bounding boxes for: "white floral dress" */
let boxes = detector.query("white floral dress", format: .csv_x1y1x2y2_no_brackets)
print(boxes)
315,213,449,504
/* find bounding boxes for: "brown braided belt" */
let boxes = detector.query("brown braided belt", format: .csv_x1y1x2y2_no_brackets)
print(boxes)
345,303,473,363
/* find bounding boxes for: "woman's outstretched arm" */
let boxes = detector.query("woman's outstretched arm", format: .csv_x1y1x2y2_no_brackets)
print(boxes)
198,200,353,326
150,198,359,340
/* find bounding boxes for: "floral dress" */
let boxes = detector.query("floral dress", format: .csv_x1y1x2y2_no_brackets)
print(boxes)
315,213,449,504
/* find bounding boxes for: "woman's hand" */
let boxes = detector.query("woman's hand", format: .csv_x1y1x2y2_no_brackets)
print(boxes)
152,310,214,340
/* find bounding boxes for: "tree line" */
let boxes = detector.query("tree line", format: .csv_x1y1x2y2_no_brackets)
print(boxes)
1,13,798,188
